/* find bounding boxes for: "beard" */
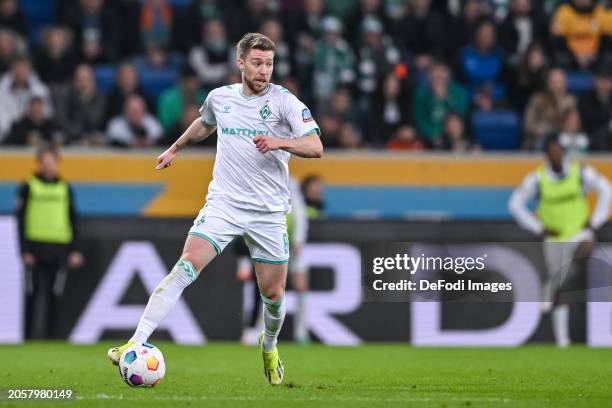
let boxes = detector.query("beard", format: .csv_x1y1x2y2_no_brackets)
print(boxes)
243,75,269,95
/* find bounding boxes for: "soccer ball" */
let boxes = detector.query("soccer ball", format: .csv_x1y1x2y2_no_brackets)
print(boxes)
118,343,166,387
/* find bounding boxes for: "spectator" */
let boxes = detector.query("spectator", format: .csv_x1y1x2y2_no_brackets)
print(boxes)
188,18,235,88
449,0,488,53
16,145,83,339
105,62,154,122
355,17,400,112
413,62,469,145
0,0,28,37
371,73,412,146
498,0,549,65
159,104,214,146
313,16,355,104
385,125,425,151
4,96,62,146
524,68,577,149
318,113,343,148
338,122,363,149
57,64,106,144
579,63,612,150
134,43,182,72
260,19,292,82
440,112,479,152
0,58,52,141
458,19,506,102
175,0,225,52
228,0,276,42
62,0,122,63
551,0,612,69
508,42,549,112
35,26,78,86
394,0,447,62
0,29,26,74
157,65,206,130
106,94,162,147
558,107,589,154
344,0,391,47
140,0,173,50
301,174,325,218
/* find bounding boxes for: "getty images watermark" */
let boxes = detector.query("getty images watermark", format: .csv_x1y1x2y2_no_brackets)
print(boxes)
368,251,512,296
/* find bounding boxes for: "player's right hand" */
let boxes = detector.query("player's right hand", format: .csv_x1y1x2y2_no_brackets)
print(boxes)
155,147,176,170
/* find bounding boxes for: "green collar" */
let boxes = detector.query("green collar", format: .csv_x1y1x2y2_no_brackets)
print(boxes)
239,84,271,100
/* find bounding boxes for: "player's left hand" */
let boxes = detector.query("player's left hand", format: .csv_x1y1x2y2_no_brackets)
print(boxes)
67,251,84,268
253,135,282,154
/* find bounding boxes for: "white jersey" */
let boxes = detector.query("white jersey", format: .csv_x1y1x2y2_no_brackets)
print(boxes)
200,83,319,212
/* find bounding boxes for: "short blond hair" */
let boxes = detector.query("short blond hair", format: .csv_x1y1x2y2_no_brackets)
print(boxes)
236,33,276,60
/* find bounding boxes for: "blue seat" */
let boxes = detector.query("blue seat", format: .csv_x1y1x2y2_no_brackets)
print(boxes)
94,65,117,93
139,67,179,99
566,71,594,95
472,111,520,150
20,0,56,45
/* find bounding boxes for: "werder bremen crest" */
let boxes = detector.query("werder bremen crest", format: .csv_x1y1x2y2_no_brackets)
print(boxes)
259,104,272,120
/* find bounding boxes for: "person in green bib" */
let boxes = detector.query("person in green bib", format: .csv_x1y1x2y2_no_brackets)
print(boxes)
509,134,611,347
16,145,83,339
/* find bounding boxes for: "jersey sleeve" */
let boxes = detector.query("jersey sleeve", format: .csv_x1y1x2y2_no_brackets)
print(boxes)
283,92,320,138
199,92,217,126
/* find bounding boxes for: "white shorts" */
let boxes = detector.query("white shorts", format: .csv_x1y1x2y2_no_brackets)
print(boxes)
189,198,289,264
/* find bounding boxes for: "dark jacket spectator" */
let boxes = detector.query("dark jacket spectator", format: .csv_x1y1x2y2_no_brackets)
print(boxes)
0,0,28,37
449,0,487,54
57,64,106,144
35,26,78,86
498,0,549,64
507,42,549,112
394,0,447,60
4,96,62,146
0,28,26,74
579,64,612,150
344,0,391,48
371,73,412,146
440,112,480,152
61,0,122,63
105,62,155,122
188,18,235,88
227,0,276,42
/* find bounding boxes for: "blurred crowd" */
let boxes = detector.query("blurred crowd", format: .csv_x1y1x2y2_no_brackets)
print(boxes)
1,0,612,151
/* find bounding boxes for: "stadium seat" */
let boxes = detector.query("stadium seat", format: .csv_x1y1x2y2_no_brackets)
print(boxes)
139,67,179,99
94,65,117,93
20,0,56,45
472,111,520,150
566,71,594,95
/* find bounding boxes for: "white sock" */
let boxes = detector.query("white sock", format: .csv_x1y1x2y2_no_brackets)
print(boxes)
294,292,308,339
261,294,285,352
552,304,570,346
131,259,197,343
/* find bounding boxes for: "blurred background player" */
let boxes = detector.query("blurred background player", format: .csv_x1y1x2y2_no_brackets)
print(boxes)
509,134,611,347
237,177,310,345
15,144,83,339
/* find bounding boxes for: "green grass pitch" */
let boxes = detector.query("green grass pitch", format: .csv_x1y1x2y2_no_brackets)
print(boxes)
1,342,611,407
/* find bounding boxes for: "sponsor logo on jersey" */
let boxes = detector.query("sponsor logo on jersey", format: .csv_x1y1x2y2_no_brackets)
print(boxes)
302,108,313,123
220,127,271,137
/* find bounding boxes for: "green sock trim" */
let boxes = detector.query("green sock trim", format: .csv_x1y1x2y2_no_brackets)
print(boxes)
188,231,221,254
176,259,198,282
260,293,283,307
252,257,289,265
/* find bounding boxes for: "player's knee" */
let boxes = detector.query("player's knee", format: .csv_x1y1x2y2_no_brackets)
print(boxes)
179,253,204,275
261,285,285,301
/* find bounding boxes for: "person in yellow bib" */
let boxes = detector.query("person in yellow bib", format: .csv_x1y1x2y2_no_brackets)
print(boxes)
16,145,83,339
509,134,611,347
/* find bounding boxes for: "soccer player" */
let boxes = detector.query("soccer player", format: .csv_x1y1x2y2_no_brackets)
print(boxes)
509,134,610,347
107,33,323,385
